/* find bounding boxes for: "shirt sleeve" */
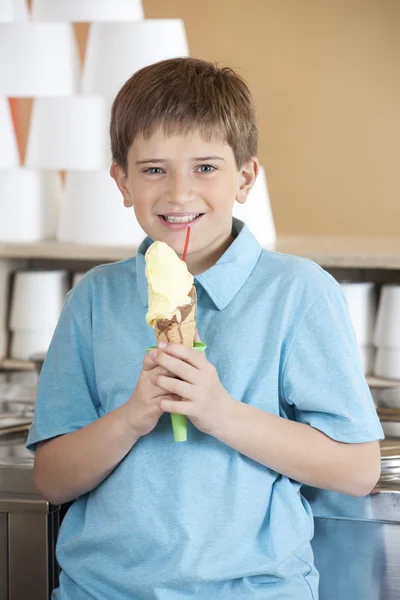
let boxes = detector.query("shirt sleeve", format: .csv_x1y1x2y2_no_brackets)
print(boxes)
281,284,384,443
26,290,101,452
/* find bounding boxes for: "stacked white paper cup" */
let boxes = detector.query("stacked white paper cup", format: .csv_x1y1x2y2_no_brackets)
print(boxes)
233,167,276,246
24,4,190,247
374,285,400,380
31,0,144,22
0,169,61,242
339,282,377,375
25,96,111,170
0,15,79,243
82,20,188,99
9,271,68,360
58,170,146,246
0,0,28,23
0,23,79,96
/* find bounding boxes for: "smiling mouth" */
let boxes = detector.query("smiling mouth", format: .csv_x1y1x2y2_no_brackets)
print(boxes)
160,213,204,224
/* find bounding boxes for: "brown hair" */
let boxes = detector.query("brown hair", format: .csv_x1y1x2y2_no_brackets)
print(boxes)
110,57,258,172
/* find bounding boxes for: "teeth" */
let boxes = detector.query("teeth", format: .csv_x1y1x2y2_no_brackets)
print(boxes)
163,214,200,223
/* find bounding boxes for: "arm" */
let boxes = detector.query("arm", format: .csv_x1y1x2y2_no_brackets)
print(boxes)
34,353,176,505
212,401,381,497
34,405,139,505
149,342,382,497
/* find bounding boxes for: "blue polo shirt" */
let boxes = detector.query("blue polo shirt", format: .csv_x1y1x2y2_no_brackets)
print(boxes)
27,218,383,600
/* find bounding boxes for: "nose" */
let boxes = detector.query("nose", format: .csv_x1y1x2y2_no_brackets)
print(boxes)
166,172,194,206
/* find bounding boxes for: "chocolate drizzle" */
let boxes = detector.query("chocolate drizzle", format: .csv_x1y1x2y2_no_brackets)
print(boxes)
156,287,196,343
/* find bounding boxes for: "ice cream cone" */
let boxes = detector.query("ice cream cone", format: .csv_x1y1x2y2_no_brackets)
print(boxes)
154,286,196,348
153,286,196,442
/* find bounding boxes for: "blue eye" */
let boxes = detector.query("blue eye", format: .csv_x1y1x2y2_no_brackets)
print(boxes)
144,167,164,175
197,165,215,173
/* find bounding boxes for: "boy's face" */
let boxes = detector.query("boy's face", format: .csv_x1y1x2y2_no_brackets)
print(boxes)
111,128,258,274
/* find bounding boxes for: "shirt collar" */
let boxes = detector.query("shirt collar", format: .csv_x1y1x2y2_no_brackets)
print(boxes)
136,218,262,311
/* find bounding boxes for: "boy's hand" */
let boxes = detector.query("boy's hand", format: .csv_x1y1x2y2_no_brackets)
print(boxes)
123,354,180,438
148,338,234,437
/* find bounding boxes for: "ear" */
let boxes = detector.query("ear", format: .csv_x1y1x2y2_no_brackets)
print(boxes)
236,157,259,205
110,162,133,208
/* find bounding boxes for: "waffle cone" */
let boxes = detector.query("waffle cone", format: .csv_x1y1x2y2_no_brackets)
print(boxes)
155,286,196,347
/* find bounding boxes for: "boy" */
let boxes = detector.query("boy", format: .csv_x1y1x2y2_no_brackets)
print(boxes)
27,58,383,599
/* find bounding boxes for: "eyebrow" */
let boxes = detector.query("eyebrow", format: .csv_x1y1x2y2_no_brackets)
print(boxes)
135,156,226,165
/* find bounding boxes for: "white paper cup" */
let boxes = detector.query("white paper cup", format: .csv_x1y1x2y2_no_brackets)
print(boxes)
340,282,377,346
374,347,400,381
0,97,19,168
0,23,79,96
10,330,55,360
10,270,68,332
0,168,60,242
0,0,28,22
25,96,110,170
32,0,143,22
233,167,276,246
58,170,145,246
374,285,400,349
358,345,375,376
82,20,189,98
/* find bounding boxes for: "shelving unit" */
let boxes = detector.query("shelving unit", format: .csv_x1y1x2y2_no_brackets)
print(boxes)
2,234,400,268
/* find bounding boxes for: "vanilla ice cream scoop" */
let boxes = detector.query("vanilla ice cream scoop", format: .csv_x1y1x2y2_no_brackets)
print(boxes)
145,241,194,327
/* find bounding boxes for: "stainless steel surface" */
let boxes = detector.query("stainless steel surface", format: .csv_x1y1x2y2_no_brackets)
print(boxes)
303,485,400,600
8,513,50,600
0,513,7,599
0,432,60,600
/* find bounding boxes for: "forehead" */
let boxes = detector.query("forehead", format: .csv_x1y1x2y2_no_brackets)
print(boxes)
128,126,233,160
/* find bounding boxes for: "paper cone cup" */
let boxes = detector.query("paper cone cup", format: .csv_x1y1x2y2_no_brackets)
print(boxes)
25,96,110,170
0,0,28,22
233,166,276,246
82,20,189,98
32,0,143,22
0,23,79,96
58,170,145,245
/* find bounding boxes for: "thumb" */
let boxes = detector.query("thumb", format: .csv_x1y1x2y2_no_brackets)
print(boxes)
195,329,202,343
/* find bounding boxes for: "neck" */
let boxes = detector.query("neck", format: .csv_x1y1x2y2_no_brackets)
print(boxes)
185,231,234,275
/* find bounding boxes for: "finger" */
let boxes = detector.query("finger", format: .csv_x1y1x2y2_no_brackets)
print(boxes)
158,397,192,416
153,373,194,400
156,393,181,404
152,366,171,378
150,350,198,384
155,342,205,369
142,353,158,371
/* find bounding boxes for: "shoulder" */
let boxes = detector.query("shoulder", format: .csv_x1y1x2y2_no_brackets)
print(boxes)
66,256,138,313
254,248,343,310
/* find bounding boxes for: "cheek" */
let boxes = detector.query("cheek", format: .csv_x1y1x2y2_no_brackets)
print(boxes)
129,181,154,213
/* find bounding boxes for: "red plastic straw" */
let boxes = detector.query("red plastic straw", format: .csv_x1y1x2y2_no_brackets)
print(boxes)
182,226,191,262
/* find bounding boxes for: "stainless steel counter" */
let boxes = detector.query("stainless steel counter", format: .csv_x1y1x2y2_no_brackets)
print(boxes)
0,434,60,600
303,484,400,600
